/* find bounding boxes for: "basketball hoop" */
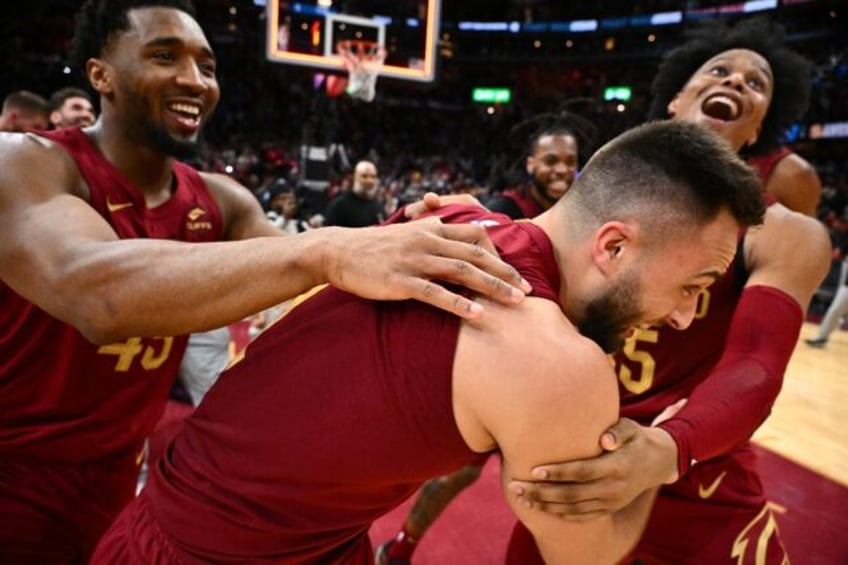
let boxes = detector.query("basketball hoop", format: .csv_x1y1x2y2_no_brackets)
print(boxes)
337,40,386,103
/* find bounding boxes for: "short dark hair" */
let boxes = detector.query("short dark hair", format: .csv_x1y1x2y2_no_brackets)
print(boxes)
648,17,811,156
2,90,49,116
48,87,93,113
569,120,765,239
69,0,197,70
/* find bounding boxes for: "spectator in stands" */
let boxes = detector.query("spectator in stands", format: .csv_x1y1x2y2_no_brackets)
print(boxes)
0,90,48,132
324,159,386,227
806,256,848,348
265,180,311,234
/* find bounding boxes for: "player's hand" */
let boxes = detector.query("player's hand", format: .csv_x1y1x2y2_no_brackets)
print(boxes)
404,192,486,220
317,217,531,318
507,418,680,522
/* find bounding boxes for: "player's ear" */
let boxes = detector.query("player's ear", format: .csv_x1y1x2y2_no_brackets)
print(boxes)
87,58,113,96
666,93,681,117
745,124,762,148
592,220,635,276
525,155,535,175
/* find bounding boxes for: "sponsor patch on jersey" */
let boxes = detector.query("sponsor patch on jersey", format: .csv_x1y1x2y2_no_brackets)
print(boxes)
186,207,212,231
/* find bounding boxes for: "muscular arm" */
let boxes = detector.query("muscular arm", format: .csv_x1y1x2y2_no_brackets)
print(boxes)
453,297,653,564
659,205,831,472
0,135,529,344
763,153,822,217
506,206,831,517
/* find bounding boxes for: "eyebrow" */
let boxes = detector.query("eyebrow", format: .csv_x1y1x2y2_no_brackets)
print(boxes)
144,36,216,60
696,270,725,284
711,55,773,80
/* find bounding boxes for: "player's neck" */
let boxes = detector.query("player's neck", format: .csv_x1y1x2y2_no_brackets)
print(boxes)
87,122,176,199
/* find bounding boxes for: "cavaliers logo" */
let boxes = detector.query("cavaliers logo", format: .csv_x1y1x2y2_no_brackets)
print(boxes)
186,206,213,231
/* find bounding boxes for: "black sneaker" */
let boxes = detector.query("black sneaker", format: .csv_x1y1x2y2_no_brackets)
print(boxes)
374,541,411,565
805,338,827,348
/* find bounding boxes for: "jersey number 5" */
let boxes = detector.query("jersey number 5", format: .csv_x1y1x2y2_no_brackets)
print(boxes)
615,289,712,394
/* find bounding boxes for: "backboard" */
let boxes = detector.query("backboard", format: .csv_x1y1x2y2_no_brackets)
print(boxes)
266,0,441,83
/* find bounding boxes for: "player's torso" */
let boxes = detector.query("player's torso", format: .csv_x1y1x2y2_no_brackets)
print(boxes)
146,205,561,561
0,128,223,462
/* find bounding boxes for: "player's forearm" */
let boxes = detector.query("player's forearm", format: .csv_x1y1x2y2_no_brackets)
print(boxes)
658,286,802,474
609,487,658,556
29,234,329,344
532,488,657,565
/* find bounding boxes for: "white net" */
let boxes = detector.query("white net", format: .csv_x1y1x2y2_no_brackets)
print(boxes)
337,41,386,103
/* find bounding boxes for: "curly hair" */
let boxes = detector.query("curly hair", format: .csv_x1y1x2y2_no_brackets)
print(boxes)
69,0,196,70
648,17,811,156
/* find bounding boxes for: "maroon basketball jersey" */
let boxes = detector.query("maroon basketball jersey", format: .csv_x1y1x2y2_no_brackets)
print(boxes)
0,128,223,462
615,242,747,422
141,205,560,563
747,146,793,183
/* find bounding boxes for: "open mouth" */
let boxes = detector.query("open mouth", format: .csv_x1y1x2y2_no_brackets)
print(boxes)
701,94,740,122
167,102,202,129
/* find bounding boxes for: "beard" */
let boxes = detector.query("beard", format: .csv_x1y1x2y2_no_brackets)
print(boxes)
145,121,200,161
578,270,643,354
531,176,560,207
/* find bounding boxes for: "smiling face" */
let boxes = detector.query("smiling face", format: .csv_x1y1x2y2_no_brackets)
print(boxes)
52,96,96,128
578,208,739,353
352,161,380,200
526,133,579,208
667,48,773,152
96,7,219,158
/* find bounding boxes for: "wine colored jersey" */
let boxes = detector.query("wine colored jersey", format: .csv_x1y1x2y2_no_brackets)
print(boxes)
747,146,793,183
487,187,545,220
614,240,748,423
106,205,561,564
0,128,223,463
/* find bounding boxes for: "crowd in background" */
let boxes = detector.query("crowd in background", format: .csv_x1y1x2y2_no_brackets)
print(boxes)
5,3,848,256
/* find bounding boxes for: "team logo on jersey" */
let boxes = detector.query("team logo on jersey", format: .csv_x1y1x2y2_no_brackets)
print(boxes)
697,470,727,499
106,198,134,212
186,206,213,231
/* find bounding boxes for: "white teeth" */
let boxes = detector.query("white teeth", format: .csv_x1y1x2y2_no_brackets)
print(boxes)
168,103,200,116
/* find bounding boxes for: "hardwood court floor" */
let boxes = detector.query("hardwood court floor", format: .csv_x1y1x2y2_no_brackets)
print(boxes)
752,321,848,487
370,322,848,563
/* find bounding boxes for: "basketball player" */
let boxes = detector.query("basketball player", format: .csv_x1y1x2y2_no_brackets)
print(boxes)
48,86,97,129
0,1,531,562
376,114,585,564
506,17,831,565
486,121,580,219
91,120,766,565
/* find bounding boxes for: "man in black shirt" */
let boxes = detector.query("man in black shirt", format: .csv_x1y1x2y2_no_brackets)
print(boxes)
324,160,386,227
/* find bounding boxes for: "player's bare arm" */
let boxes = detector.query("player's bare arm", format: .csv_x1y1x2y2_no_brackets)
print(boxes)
506,205,831,519
0,135,530,344
743,203,831,305
453,296,654,564
764,153,822,217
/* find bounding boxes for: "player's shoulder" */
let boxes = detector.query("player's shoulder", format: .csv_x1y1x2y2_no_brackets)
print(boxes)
0,132,83,195
0,131,71,164
748,203,830,268
196,170,259,204
474,296,611,388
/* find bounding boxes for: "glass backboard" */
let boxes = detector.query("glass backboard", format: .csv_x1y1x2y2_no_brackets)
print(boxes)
266,0,441,83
